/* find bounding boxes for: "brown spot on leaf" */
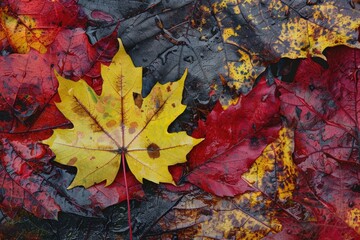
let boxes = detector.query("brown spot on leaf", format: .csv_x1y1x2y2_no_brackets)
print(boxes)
147,143,160,159
71,98,88,117
133,92,143,108
172,103,176,108
90,123,102,132
167,85,171,92
68,157,78,166
128,122,138,134
106,119,117,128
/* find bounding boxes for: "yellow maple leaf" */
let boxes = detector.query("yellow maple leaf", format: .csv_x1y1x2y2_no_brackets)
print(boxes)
43,39,202,189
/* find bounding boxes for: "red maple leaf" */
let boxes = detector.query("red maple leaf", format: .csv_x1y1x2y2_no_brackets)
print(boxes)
277,46,360,236
186,79,281,196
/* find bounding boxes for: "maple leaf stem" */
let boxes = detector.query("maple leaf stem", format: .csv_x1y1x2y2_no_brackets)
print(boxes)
122,151,133,240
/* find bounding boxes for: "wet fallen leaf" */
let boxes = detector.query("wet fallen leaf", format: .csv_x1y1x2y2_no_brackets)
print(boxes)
1,0,360,238
0,133,105,220
145,128,296,239
186,78,281,196
48,28,119,92
0,21,128,219
44,38,202,188
79,0,360,106
0,0,82,53
146,190,282,239
211,0,360,95
277,46,360,235
242,127,297,203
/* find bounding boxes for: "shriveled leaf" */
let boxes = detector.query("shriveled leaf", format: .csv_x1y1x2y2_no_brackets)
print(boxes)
277,46,360,236
186,78,281,196
0,0,82,53
44,38,202,188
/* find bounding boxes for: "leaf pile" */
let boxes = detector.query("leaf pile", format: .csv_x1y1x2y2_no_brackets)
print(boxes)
1,0,360,239
145,48,360,237
79,0,360,106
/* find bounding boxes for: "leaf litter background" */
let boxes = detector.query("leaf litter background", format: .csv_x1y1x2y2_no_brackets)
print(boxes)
1,0,360,239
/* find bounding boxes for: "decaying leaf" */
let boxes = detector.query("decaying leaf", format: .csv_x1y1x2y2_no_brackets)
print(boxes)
80,0,360,107
211,0,360,96
44,39,202,188
0,0,81,53
0,133,104,220
186,78,281,196
277,46,360,236
242,127,297,203
146,127,298,239
146,191,282,240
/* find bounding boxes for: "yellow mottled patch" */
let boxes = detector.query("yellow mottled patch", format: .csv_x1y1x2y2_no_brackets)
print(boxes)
278,4,360,59
346,208,360,234
0,7,57,53
243,127,297,202
222,27,237,41
43,39,203,189
212,0,360,107
227,49,265,89
233,5,241,14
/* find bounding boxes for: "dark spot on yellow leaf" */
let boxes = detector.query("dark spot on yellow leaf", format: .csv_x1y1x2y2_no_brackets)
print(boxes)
106,119,117,128
133,92,143,108
128,122,138,134
167,86,171,92
90,156,96,161
172,103,176,108
90,122,102,132
68,157,77,166
71,100,88,117
147,143,160,159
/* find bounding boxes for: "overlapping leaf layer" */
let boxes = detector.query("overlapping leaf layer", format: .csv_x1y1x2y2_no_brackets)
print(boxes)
1,0,360,239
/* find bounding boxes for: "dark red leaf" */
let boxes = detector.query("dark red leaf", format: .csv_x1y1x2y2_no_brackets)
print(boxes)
49,28,119,93
277,46,360,236
0,50,68,134
0,22,135,219
186,79,281,196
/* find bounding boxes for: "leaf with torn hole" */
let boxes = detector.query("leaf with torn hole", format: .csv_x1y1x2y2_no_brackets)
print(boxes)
43,38,202,189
